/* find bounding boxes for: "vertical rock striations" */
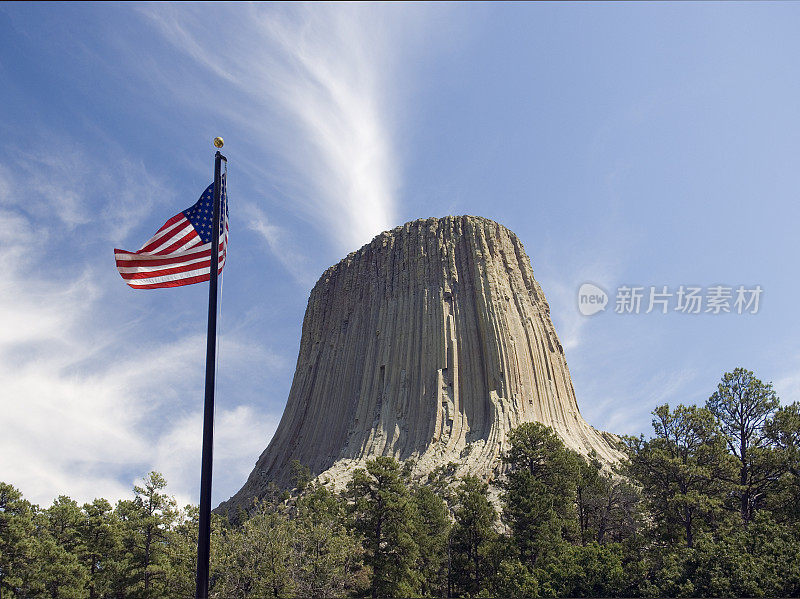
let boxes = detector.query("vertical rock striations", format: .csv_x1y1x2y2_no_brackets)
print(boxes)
220,216,621,513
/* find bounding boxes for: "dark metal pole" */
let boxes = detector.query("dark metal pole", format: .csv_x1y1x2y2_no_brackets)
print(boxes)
195,150,225,599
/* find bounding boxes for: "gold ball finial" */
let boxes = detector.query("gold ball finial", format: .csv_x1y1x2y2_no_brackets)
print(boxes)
213,136,224,148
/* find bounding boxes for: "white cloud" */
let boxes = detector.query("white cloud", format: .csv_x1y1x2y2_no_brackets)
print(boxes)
3,145,170,244
775,367,800,404
640,368,699,408
0,146,282,507
141,3,412,252
537,252,621,352
578,365,700,437
247,205,316,287
0,217,146,503
153,405,279,508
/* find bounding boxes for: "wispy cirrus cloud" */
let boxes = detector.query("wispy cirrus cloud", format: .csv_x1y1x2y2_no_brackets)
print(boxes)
575,365,700,438
2,144,171,243
0,144,283,507
537,248,622,352
247,205,316,288
141,3,409,254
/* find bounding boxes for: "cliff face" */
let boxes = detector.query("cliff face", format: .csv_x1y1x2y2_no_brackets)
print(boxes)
220,216,621,513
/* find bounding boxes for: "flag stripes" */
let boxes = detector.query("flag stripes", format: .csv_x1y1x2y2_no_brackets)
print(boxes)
114,182,228,289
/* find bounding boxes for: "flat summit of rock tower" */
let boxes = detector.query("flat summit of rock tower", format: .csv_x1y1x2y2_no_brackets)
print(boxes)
219,215,621,514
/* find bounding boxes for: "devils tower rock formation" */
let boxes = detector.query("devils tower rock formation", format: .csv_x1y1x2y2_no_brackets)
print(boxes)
220,216,621,514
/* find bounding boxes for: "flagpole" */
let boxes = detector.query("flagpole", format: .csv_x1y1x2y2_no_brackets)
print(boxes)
195,143,226,599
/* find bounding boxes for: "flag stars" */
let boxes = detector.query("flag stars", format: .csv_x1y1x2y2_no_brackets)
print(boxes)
181,182,227,243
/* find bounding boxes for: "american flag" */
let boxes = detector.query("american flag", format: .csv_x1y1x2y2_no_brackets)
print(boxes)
114,178,228,289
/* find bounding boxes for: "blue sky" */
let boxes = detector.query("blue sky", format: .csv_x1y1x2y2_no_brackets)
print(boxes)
1,2,799,507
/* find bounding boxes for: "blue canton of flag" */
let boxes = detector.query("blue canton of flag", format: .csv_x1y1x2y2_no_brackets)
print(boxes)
184,177,228,243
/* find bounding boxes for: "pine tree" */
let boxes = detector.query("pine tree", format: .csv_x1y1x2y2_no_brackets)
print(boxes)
77,498,124,598
501,422,580,565
575,453,640,545
45,496,83,555
449,475,498,597
626,404,732,547
411,485,450,598
212,504,298,598
31,513,88,599
163,504,200,599
707,368,782,523
36,496,88,598
765,401,800,524
0,482,38,597
117,471,177,598
345,457,421,598
293,483,366,597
